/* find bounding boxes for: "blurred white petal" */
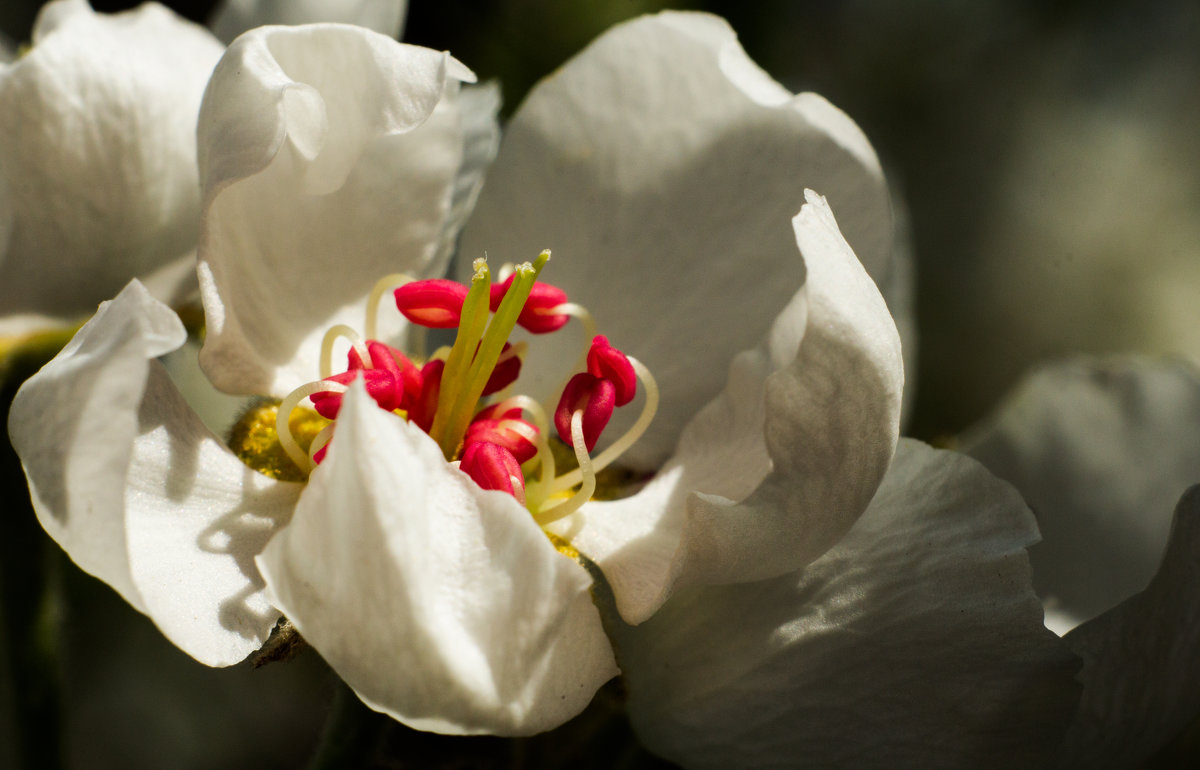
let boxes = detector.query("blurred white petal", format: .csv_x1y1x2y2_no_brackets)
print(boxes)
0,0,221,320
962,357,1200,628
617,440,1079,769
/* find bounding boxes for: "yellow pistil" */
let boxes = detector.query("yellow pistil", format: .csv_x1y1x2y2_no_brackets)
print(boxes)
430,251,550,459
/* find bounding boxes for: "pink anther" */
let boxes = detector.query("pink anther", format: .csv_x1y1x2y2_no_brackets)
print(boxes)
489,275,570,334
465,416,539,463
481,342,522,396
409,359,444,433
394,279,469,328
349,340,422,407
586,335,637,407
460,441,526,504
554,372,616,452
310,368,405,420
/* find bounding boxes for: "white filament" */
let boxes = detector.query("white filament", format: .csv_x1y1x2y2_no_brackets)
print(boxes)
276,380,347,474
364,272,418,341
320,324,369,379
534,410,595,526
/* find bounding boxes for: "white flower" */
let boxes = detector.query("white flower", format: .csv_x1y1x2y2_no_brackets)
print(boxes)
8,10,1075,751
963,357,1200,768
0,0,405,336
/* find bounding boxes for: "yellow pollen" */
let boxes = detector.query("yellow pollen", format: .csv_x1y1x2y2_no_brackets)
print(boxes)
228,400,329,481
545,532,582,562
545,438,649,501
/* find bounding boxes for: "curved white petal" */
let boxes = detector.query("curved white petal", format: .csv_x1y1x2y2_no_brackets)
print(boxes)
885,187,919,425
197,25,485,396
257,382,617,736
551,192,902,623
8,281,301,666
0,0,222,319
961,357,1200,629
209,0,407,45
615,440,1080,770
459,11,892,465
1061,485,1200,768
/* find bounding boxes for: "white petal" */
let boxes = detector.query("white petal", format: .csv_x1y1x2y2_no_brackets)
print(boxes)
8,281,301,666
196,25,483,396
616,440,1080,770
884,188,919,426
459,11,892,466
1061,485,1200,767
209,0,408,44
0,0,222,320
257,382,617,735
961,357,1200,629
551,192,902,622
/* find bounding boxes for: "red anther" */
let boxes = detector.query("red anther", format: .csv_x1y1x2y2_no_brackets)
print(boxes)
489,274,570,334
472,402,522,423
309,369,404,420
465,417,539,464
586,335,637,407
460,441,526,504
313,444,329,465
555,372,616,452
481,342,522,396
394,279,469,328
487,275,512,310
349,341,423,407
409,359,444,433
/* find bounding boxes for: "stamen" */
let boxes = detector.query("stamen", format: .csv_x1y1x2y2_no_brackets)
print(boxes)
410,359,444,433
394,278,470,329
554,373,616,453
486,395,556,501
364,272,418,341
489,274,571,334
547,303,599,398
587,335,637,406
277,380,348,474
482,341,525,397
534,411,596,525
319,324,370,380
547,356,658,496
464,416,540,463
309,367,404,419
309,422,336,464
352,341,423,408
550,302,597,340
460,441,527,504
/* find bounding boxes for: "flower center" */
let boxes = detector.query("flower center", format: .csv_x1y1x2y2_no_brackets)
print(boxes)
228,252,658,528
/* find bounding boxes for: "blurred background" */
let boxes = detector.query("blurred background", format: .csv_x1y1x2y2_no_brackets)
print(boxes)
3,0,1198,767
